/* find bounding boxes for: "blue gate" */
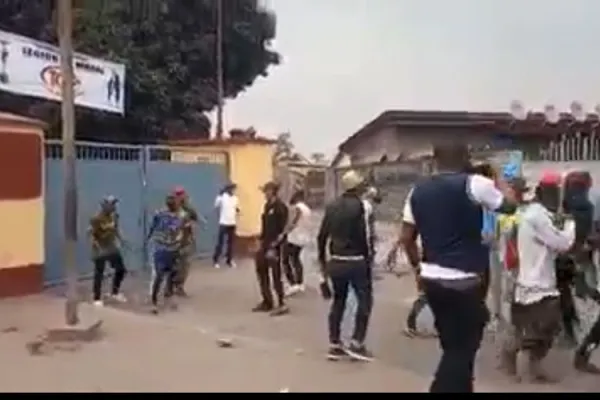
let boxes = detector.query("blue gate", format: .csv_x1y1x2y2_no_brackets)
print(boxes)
144,147,227,258
44,141,145,284
44,141,227,285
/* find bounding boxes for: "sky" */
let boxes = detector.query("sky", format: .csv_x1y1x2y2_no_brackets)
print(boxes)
209,0,600,158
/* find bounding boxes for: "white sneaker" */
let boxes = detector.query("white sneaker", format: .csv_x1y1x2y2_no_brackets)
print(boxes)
285,285,301,297
227,261,237,269
214,263,221,269
297,284,305,293
93,300,104,307
110,293,127,303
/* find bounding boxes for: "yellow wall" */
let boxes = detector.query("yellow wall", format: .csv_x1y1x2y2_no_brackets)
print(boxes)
227,143,273,237
0,198,44,269
171,141,274,238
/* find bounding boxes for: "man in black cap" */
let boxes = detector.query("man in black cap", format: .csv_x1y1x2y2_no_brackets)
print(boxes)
253,181,289,316
399,144,517,392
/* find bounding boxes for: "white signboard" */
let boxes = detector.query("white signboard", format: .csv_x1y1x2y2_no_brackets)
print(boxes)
0,29,125,114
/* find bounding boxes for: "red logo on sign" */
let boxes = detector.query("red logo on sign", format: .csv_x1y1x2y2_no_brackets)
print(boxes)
40,66,83,97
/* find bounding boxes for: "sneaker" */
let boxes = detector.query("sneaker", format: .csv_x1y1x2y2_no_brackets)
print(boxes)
346,342,374,362
150,305,159,315
252,302,273,313
285,285,301,297
297,284,305,293
109,293,127,303
326,344,347,361
93,300,104,307
270,304,290,317
175,287,189,298
227,261,236,269
214,263,221,269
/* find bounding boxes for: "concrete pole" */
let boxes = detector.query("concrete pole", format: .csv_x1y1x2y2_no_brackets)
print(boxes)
215,0,224,139
57,0,79,326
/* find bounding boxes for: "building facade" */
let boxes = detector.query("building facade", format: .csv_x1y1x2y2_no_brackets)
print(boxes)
332,109,600,167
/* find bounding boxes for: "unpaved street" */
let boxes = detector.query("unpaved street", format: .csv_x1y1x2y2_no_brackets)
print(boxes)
2,258,599,392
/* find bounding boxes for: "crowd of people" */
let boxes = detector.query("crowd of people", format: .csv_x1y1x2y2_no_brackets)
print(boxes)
85,143,600,392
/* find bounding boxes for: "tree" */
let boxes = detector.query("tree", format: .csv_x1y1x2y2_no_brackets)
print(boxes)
274,132,294,161
309,152,327,165
0,0,280,143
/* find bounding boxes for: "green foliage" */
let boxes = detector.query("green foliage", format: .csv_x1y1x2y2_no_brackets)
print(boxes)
0,0,280,142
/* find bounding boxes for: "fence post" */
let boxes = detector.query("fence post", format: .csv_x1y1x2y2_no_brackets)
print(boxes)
140,145,149,271
324,167,337,204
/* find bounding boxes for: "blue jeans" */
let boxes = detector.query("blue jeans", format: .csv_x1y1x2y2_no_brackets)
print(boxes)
150,249,178,306
328,259,373,345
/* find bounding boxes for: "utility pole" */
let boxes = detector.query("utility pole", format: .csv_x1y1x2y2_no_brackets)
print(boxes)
215,0,224,139
57,0,79,326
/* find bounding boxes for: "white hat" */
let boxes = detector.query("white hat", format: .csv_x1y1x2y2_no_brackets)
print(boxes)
341,170,365,192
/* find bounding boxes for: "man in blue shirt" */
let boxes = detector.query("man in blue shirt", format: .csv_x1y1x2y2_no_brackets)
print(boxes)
147,194,183,314
400,144,517,393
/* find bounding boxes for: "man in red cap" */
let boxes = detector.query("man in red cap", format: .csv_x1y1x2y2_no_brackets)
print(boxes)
173,186,200,297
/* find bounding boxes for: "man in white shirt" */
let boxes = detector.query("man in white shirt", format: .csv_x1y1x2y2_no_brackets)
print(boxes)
499,171,575,383
399,144,517,393
213,183,239,268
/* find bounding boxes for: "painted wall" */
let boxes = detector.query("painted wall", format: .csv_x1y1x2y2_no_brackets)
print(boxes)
228,143,273,237
0,114,44,297
171,140,274,239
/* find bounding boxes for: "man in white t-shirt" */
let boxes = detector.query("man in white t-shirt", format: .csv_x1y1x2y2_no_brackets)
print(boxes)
213,183,239,268
399,144,517,393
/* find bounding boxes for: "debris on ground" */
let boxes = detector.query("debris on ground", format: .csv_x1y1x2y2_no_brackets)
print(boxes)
1,326,18,333
25,320,104,356
216,337,234,348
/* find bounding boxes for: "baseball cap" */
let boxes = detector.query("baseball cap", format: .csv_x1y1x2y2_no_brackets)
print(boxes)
539,170,562,186
261,181,280,192
102,195,118,205
341,170,365,191
172,186,186,196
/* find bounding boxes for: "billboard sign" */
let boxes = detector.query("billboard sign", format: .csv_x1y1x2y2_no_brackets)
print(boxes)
0,29,125,114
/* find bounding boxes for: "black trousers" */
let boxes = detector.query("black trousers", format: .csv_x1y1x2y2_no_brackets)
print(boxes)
213,224,235,265
255,245,285,308
93,252,127,301
328,259,373,345
283,242,304,286
423,277,488,393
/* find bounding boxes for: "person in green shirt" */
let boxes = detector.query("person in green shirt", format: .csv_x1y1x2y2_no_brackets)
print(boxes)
172,186,201,297
88,195,127,306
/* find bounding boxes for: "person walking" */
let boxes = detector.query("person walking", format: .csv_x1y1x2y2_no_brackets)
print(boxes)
253,181,290,316
88,195,128,307
399,144,517,393
173,186,200,297
283,190,312,297
213,183,239,269
318,170,375,362
498,173,574,383
147,194,183,314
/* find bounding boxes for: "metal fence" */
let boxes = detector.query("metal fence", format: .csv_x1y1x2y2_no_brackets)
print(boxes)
43,140,228,285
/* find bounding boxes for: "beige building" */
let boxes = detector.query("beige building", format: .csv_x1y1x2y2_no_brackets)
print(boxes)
330,109,573,167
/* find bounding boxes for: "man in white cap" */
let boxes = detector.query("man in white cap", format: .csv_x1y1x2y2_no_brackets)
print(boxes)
318,169,375,362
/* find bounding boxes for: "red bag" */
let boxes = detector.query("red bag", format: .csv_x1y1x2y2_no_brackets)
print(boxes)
505,237,519,270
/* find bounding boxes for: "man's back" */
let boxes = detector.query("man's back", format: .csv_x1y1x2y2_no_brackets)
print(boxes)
410,173,485,273
319,193,369,261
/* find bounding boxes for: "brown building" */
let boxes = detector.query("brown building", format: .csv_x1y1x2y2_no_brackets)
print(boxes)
331,109,600,167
